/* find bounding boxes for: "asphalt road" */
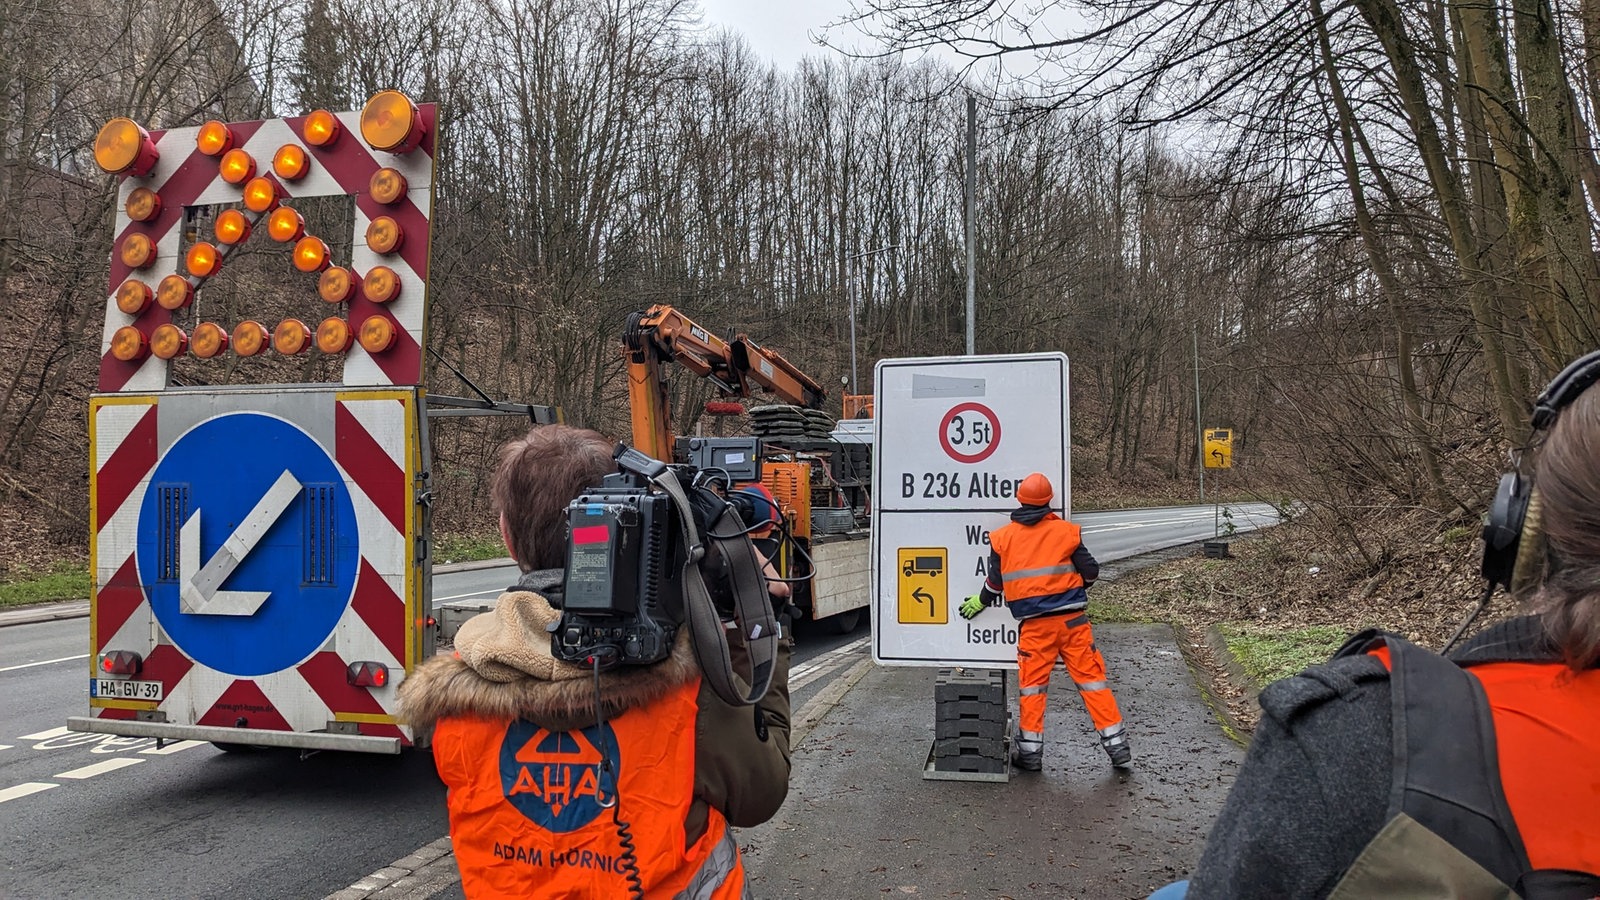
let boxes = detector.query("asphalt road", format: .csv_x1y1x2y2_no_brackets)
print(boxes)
0,502,1277,899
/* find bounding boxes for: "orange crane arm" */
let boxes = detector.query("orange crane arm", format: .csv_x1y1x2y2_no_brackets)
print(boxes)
622,305,827,460
731,335,827,409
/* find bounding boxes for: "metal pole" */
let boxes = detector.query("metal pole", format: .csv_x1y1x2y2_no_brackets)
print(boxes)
848,261,859,395
1194,326,1205,503
965,94,977,356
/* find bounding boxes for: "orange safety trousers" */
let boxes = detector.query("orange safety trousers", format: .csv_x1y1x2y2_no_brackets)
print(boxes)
1017,614,1123,737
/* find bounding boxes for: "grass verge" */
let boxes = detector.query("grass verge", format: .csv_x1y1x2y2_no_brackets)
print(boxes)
0,562,92,609
1218,623,1348,686
433,531,508,565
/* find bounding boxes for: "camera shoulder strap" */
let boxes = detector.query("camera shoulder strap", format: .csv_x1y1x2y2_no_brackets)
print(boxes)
652,467,778,706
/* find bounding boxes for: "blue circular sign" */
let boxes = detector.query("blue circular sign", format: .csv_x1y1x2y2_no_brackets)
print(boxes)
137,413,358,677
499,719,617,831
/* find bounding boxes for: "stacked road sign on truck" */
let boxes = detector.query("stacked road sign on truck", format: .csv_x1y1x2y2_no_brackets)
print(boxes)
69,93,551,753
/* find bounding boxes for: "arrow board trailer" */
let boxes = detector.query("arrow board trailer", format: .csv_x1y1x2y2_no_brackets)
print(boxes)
870,353,1071,668
67,96,559,754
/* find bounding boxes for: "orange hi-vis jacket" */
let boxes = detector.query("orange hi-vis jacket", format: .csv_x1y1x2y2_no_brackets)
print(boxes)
989,516,1087,619
432,678,747,899
1360,634,1600,884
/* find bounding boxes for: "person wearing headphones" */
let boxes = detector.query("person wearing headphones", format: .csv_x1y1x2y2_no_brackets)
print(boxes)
399,425,792,899
1164,352,1600,898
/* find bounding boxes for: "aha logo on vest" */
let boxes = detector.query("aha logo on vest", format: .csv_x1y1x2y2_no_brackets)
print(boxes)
497,719,616,832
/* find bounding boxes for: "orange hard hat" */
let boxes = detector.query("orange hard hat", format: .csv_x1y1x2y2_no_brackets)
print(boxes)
1017,473,1053,506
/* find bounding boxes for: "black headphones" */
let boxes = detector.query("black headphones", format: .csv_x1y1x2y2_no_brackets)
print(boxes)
1481,350,1600,588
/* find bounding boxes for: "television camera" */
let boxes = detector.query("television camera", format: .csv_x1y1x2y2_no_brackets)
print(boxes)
552,444,784,706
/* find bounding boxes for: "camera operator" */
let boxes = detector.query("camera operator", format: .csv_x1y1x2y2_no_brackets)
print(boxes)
399,424,793,899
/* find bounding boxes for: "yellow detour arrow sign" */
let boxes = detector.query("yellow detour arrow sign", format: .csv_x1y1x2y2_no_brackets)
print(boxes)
1204,428,1233,469
897,547,948,624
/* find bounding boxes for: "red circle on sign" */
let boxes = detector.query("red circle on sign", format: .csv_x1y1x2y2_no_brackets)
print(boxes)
939,402,1001,463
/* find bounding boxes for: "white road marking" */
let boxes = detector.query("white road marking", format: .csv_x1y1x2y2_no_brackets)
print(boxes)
0,783,59,804
55,758,145,779
791,636,869,680
0,655,89,673
139,740,206,756
0,744,12,751
19,726,73,741
432,588,505,603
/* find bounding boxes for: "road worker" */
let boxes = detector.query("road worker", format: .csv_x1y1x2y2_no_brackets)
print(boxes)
960,472,1131,772
735,482,782,560
1160,351,1600,899
399,425,792,898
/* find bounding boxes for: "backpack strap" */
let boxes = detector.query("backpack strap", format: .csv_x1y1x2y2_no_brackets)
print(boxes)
1382,635,1532,887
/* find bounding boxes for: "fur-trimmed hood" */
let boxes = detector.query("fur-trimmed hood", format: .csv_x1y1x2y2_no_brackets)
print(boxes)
399,588,698,734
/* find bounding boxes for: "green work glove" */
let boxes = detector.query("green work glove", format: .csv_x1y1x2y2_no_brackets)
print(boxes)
958,595,985,620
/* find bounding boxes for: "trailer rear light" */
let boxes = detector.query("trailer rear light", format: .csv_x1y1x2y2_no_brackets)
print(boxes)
293,236,330,272
116,280,152,315
274,318,310,355
125,188,161,222
219,148,255,185
366,216,402,254
360,91,425,154
120,233,156,269
243,177,279,213
100,650,143,676
110,326,149,362
319,266,355,303
316,317,353,353
197,120,234,156
268,207,305,242
232,320,268,356
214,209,251,245
304,109,342,148
362,266,400,303
191,322,229,358
369,167,407,205
94,118,159,177
346,660,389,687
151,324,188,359
156,274,193,310
186,242,221,277
358,316,397,352
272,144,310,180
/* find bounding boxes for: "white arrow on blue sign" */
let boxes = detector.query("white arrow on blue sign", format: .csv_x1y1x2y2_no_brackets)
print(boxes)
137,413,360,677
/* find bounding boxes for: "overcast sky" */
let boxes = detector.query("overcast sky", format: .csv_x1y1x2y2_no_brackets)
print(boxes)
696,0,860,70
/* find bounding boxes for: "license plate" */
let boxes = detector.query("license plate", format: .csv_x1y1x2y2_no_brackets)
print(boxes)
92,679,163,701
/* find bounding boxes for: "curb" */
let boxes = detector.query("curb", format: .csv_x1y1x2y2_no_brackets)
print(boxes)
0,559,518,629
0,600,90,628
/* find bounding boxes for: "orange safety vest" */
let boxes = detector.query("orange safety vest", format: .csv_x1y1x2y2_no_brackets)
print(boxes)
989,517,1086,601
431,678,747,899
1350,634,1600,893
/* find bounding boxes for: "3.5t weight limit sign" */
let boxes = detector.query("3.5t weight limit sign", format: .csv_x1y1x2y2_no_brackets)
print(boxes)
939,402,1000,463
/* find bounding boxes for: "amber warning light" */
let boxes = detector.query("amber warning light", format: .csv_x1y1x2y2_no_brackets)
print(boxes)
360,91,425,154
94,118,159,177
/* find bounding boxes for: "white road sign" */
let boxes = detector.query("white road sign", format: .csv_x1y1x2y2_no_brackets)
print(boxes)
870,353,1070,667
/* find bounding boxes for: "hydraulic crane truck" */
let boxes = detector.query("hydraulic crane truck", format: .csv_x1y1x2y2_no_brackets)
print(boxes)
624,305,872,633
68,92,554,754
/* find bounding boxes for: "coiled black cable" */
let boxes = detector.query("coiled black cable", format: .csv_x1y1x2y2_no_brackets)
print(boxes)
591,654,644,899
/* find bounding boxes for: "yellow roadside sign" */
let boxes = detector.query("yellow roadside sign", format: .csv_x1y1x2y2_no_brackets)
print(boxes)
1204,428,1233,469
896,547,948,624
